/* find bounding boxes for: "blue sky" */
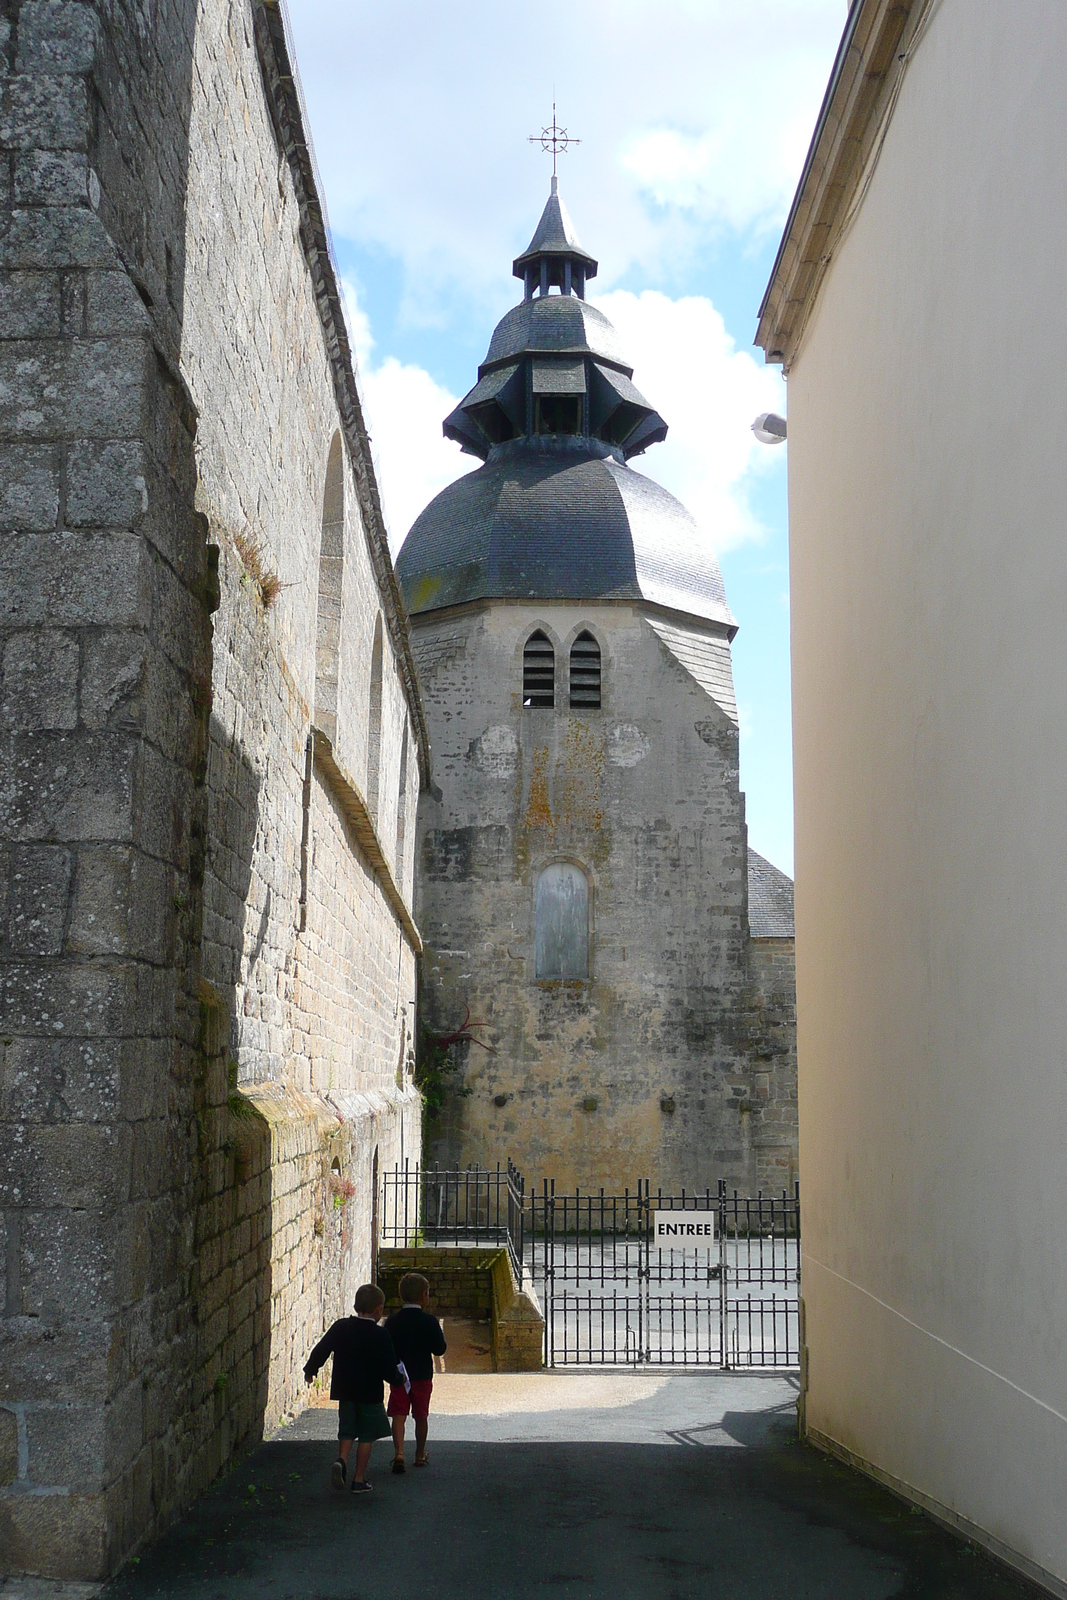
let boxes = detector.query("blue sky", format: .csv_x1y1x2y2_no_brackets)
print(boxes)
286,1,847,876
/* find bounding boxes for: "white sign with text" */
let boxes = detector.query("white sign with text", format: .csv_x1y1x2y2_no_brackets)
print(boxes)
652,1211,717,1249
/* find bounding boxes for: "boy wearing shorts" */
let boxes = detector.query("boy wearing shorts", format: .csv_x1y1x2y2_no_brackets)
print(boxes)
303,1282,402,1495
385,1272,447,1472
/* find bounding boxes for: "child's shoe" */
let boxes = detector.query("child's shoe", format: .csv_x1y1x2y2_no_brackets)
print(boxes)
331,1458,346,1491
350,1479,373,1494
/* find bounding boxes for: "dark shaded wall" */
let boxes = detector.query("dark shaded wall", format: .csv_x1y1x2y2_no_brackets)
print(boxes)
0,0,424,1581
0,0,212,1576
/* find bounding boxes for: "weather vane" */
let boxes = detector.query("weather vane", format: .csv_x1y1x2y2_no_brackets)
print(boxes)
529,102,579,179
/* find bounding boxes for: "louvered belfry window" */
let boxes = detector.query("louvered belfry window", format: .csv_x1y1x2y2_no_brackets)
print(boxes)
523,630,555,707
569,631,601,709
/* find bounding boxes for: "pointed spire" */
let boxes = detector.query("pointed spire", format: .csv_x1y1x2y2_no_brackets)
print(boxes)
513,180,598,300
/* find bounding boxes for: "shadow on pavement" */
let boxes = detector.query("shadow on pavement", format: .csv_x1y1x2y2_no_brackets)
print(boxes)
99,1425,1045,1600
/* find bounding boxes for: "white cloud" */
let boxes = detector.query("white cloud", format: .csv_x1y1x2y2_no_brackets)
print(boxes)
620,102,819,235
287,1,845,317
593,289,786,554
361,358,468,551
343,280,467,551
340,277,375,369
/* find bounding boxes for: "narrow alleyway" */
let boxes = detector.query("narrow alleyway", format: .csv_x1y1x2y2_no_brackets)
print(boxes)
89,1374,1040,1600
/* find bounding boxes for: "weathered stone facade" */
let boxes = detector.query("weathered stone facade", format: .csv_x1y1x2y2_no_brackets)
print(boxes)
0,0,424,1581
410,598,796,1193
745,936,798,1192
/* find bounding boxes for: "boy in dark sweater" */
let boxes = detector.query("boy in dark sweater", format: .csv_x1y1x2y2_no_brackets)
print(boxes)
385,1271,447,1472
303,1282,402,1495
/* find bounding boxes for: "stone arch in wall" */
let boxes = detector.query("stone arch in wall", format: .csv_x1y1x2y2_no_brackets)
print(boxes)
315,431,345,742
367,614,384,822
395,722,409,872
535,861,590,980
371,1144,380,1276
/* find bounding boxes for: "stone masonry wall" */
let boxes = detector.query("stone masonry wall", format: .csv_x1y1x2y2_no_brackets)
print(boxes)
0,0,424,1581
0,0,215,1576
414,598,769,1193
377,1247,497,1319
744,938,799,1193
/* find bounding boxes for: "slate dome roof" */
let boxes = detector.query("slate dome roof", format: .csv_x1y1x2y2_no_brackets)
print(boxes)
485,295,626,369
395,183,735,631
397,437,735,630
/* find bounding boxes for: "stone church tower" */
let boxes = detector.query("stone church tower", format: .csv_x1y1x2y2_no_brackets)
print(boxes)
397,183,796,1193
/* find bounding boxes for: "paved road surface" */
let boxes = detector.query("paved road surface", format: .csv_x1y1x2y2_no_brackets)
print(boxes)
93,1373,1041,1600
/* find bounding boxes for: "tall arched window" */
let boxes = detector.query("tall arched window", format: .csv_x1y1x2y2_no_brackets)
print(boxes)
535,863,589,980
367,615,383,823
314,432,344,742
569,631,601,709
523,630,555,708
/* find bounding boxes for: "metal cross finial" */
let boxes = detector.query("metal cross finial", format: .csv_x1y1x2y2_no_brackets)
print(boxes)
529,102,579,179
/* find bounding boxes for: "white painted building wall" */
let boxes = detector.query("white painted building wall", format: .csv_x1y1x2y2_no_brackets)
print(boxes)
785,2,1067,1588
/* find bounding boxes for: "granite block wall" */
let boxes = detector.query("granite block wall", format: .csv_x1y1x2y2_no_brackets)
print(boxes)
0,0,424,1580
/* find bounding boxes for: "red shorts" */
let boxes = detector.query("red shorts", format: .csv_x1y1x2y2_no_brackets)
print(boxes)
387,1379,433,1421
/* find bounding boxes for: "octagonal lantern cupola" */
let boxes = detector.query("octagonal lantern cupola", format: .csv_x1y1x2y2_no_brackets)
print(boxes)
441,180,668,465
397,182,733,633
513,174,599,300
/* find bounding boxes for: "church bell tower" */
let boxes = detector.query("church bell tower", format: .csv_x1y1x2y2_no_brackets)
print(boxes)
396,183,797,1193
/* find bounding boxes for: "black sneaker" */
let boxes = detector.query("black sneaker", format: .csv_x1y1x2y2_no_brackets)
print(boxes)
350,1479,373,1494
331,1458,346,1491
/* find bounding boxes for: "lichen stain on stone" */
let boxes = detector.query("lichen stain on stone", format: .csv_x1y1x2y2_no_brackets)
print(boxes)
556,718,605,830
523,745,553,831
591,826,612,868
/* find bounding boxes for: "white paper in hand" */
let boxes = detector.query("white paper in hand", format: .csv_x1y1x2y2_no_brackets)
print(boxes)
396,1360,412,1394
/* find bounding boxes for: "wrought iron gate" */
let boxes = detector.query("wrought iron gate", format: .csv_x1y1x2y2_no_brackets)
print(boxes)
378,1163,799,1371
527,1180,800,1369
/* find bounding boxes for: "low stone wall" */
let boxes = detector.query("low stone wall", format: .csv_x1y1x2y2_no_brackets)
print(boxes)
377,1247,543,1371
488,1251,544,1373
378,1247,497,1320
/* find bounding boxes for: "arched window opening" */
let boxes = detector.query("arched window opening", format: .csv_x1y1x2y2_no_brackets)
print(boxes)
367,615,384,823
569,631,601,709
395,723,409,872
535,863,589,980
523,630,555,708
314,432,344,742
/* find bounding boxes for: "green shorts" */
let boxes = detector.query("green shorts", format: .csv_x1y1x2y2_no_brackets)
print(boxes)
337,1400,391,1443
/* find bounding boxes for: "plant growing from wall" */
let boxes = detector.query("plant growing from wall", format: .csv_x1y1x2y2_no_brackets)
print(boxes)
230,525,284,610
329,1173,357,1210
414,1007,493,1120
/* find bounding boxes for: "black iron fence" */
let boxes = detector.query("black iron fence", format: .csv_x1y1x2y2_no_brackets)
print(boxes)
378,1160,525,1282
377,1164,799,1370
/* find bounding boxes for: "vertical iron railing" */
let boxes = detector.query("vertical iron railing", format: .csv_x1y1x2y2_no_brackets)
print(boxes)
718,1180,801,1368
378,1161,525,1281
505,1158,525,1282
